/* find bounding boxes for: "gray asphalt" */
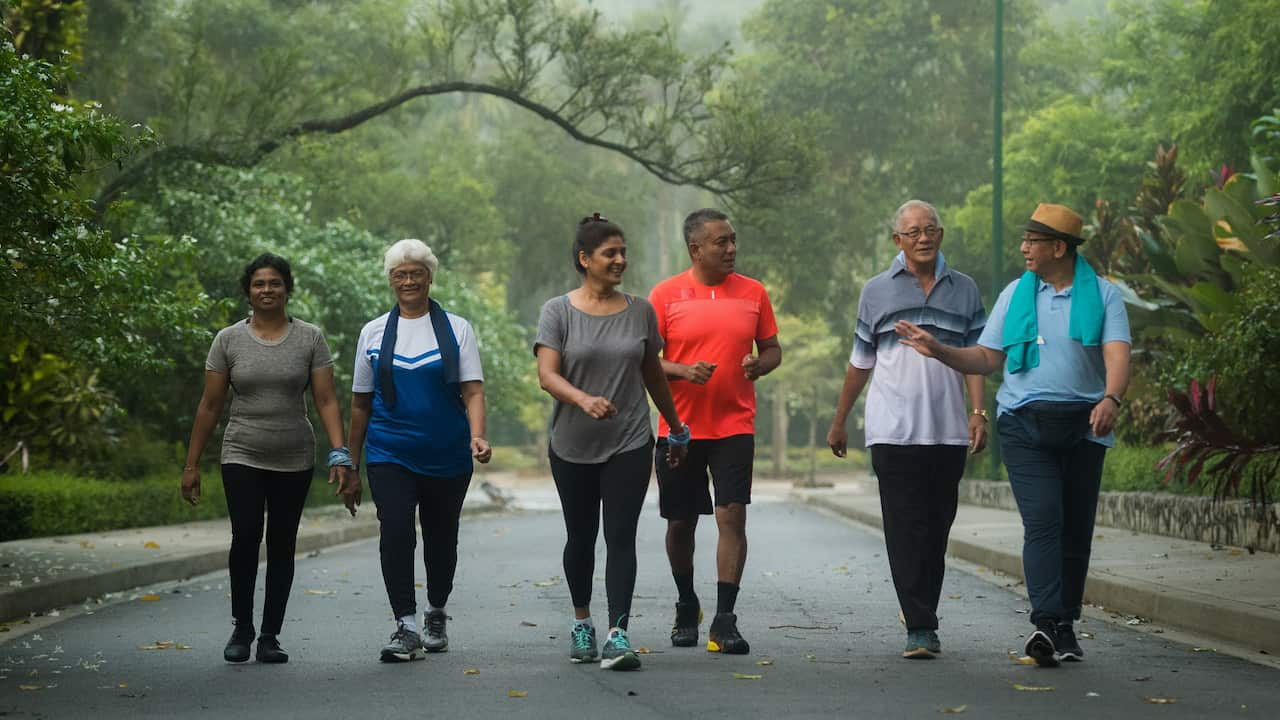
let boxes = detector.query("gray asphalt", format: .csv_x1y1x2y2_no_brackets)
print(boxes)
2,499,1276,718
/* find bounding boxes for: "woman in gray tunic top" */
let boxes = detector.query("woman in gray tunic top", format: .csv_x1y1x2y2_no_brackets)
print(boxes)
534,214,689,671
181,254,352,664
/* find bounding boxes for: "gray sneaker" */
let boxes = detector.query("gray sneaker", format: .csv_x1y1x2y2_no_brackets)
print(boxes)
902,629,937,659
424,610,448,653
569,623,598,663
600,628,641,671
380,624,426,663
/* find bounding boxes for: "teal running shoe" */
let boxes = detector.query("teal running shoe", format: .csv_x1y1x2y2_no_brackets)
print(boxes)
569,622,598,664
600,628,641,671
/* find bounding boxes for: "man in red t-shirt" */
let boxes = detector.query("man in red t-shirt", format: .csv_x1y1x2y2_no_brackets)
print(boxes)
649,208,782,655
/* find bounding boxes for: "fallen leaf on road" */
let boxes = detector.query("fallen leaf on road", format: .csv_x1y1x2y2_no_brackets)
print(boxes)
1011,655,1037,665
1230,549,1243,556
763,571,778,577
756,660,774,666
19,685,42,690
942,705,967,714
1144,697,1177,704
143,542,160,549
464,668,480,675
1192,647,1217,653
139,594,160,602
305,589,336,596
732,673,763,680
79,541,95,549
508,690,528,698
1086,692,1100,697
832,566,849,573
636,647,651,654
1080,632,1094,639
414,583,424,588
1012,683,1055,692
533,579,559,587
1132,676,1152,682
520,621,537,627
137,641,175,650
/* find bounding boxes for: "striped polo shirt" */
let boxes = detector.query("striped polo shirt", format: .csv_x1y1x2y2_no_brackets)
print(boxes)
850,252,986,447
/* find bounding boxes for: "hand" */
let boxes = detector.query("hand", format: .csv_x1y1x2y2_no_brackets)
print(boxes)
1090,396,1119,437
333,467,362,516
683,361,717,385
472,437,493,464
741,354,764,381
665,442,688,469
827,425,849,458
181,466,201,506
968,414,989,455
578,395,617,420
894,320,943,358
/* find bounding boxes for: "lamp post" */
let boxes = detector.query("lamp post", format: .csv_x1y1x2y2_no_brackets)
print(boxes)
990,0,1004,481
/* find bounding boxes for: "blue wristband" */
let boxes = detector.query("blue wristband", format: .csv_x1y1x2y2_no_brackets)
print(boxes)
327,446,353,468
667,424,691,447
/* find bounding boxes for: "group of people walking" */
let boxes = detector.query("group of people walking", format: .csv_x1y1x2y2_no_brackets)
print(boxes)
181,199,1130,673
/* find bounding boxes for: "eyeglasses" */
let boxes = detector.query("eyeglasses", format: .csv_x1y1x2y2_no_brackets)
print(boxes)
1020,234,1060,245
390,269,429,284
893,226,942,241
580,212,609,225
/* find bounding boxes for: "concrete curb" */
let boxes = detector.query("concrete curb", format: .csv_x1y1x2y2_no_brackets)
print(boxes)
801,494,1280,656
0,503,501,623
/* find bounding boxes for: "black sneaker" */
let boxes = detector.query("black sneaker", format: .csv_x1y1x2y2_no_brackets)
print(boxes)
224,623,254,663
1055,623,1084,662
255,634,289,664
707,612,750,655
671,601,702,647
424,609,449,653
1024,624,1060,668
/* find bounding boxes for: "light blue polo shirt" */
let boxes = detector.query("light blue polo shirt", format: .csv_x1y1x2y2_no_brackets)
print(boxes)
978,276,1131,447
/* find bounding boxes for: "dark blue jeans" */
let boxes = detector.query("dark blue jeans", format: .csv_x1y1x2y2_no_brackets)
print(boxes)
997,402,1107,627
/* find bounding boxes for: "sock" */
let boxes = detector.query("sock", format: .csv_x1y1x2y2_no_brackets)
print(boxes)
716,581,739,615
673,572,698,605
572,616,593,631
427,604,445,615
398,614,419,633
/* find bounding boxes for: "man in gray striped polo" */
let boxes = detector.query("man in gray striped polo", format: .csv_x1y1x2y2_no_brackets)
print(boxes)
827,199,989,659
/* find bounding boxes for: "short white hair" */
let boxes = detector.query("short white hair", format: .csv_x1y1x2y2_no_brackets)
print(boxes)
892,199,942,231
383,239,439,278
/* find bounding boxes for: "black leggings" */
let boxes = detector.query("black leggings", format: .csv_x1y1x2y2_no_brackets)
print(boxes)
549,440,653,629
366,463,472,618
221,463,313,636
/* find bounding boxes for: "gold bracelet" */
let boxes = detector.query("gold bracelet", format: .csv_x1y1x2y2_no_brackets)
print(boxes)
970,408,989,420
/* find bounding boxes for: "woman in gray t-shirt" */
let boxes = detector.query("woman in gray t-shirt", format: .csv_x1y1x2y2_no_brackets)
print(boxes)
181,254,349,665
534,214,689,671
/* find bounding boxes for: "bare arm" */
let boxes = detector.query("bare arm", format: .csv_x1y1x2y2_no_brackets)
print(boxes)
965,373,988,454
460,380,492,463
181,370,230,505
661,357,717,384
347,392,373,468
642,352,683,431
895,320,1004,376
310,366,347,451
1089,341,1132,437
827,364,871,458
743,334,782,381
535,345,616,419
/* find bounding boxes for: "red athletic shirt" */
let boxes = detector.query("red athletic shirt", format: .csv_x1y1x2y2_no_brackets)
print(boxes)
649,270,779,439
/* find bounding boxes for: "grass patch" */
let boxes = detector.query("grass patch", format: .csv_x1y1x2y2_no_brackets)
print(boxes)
0,469,344,541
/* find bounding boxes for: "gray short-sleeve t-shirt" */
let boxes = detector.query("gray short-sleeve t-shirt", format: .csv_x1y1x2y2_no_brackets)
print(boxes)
534,294,663,464
205,318,333,472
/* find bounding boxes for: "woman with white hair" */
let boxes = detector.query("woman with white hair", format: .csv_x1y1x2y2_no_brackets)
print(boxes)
345,239,492,663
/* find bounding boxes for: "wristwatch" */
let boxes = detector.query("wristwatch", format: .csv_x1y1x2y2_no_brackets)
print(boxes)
1105,394,1124,408
970,408,989,420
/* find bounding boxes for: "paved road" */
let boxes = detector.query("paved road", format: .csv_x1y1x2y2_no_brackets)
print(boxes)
2,497,1276,718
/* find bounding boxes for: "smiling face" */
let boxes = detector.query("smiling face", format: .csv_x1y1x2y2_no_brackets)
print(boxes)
388,262,432,305
689,218,737,281
892,205,944,267
1020,232,1069,275
579,234,627,286
247,267,288,312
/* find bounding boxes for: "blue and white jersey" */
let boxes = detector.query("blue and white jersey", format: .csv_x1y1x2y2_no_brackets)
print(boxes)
851,252,986,447
353,311,484,477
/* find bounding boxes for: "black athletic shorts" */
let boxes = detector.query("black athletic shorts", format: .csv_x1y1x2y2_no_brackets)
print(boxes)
654,434,754,519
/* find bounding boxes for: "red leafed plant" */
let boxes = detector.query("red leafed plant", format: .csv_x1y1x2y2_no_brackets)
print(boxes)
1157,378,1280,503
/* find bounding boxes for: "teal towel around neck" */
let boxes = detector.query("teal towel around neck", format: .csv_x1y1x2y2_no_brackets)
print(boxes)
1002,254,1104,374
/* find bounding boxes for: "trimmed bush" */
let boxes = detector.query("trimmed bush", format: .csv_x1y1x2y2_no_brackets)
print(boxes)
0,470,343,541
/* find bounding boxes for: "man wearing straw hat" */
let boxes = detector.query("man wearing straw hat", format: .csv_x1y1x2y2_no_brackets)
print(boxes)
894,203,1132,667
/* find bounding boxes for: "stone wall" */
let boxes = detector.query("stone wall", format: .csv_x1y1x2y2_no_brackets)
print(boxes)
960,480,1280,554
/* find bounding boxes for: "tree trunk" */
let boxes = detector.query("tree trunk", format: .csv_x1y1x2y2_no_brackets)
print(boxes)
772,381,788,478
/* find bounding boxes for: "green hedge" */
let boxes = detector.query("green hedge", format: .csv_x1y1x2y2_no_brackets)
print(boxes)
0,470,344,541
